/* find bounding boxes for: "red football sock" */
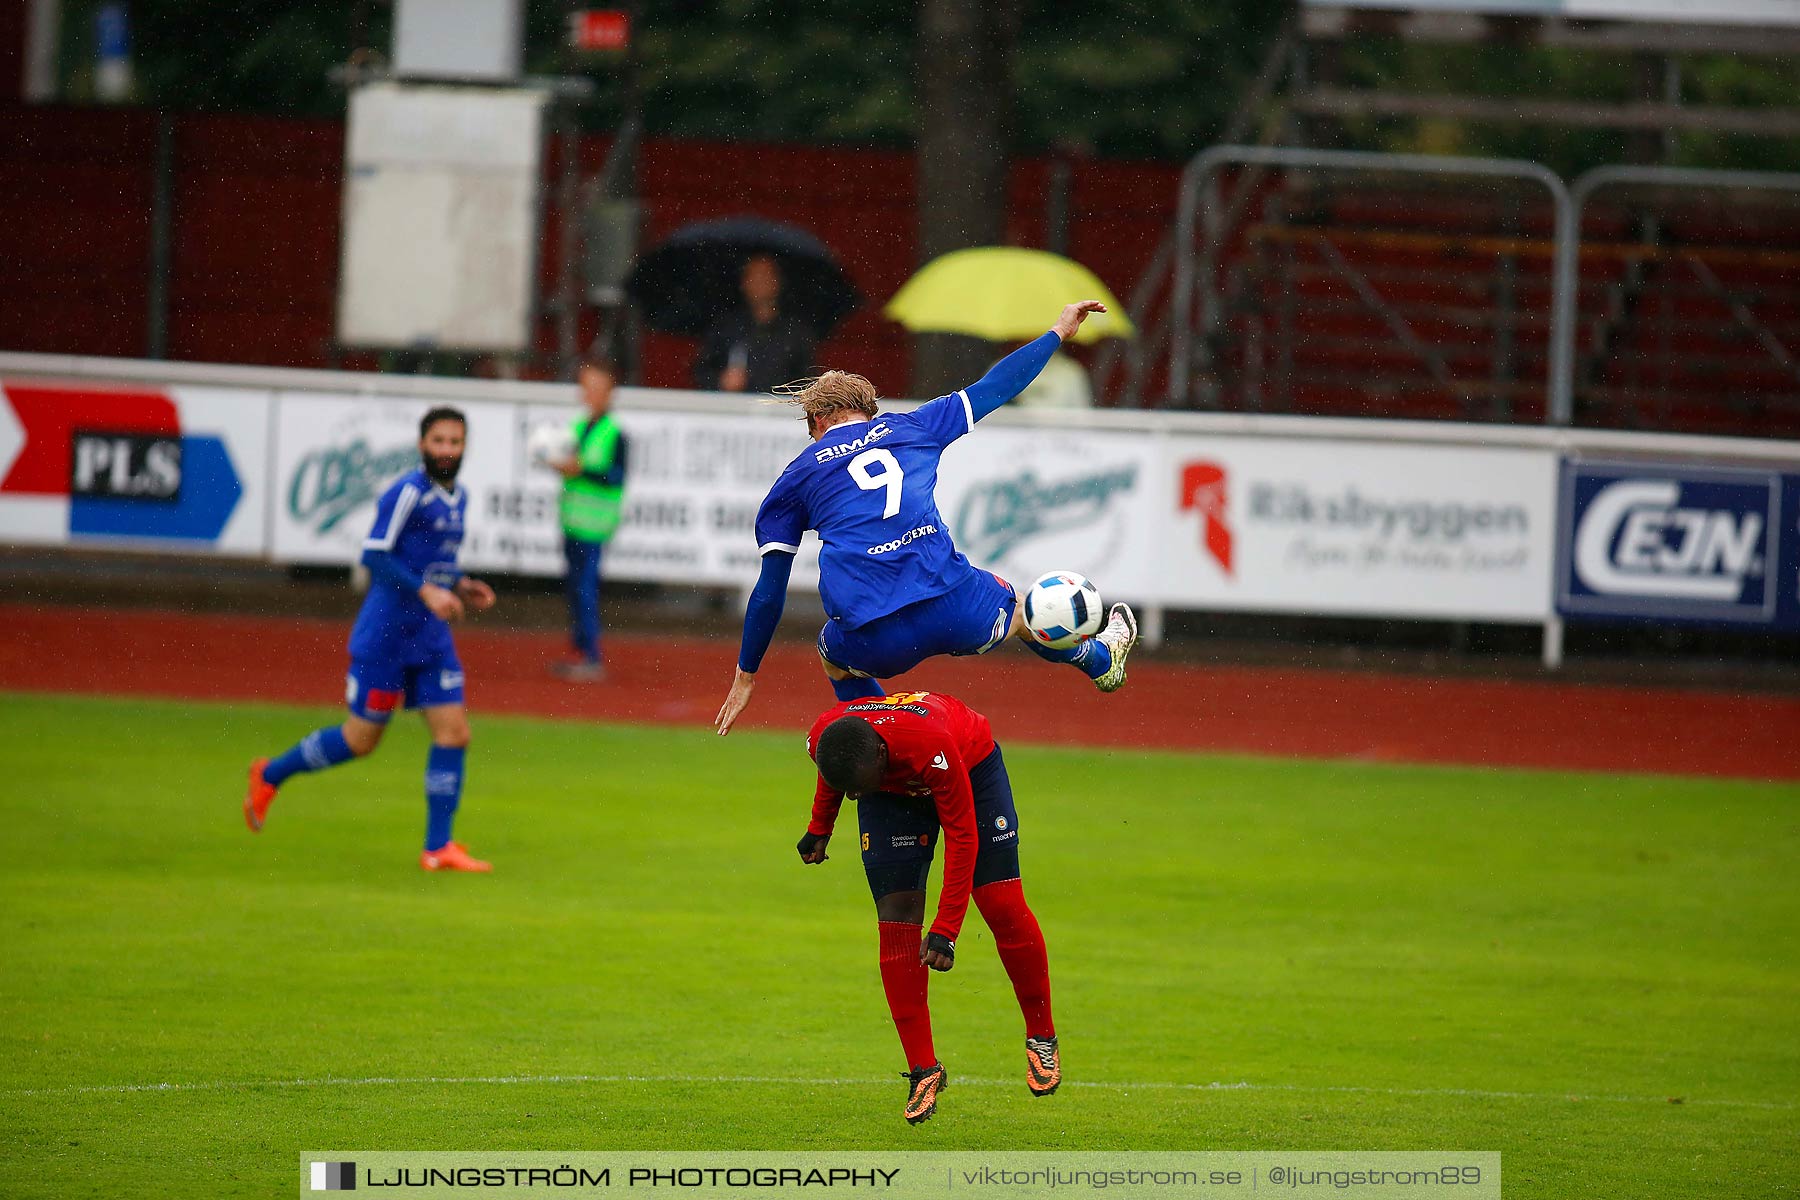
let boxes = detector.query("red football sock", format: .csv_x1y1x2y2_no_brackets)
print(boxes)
974,878,1055,1039
878,921,936,1069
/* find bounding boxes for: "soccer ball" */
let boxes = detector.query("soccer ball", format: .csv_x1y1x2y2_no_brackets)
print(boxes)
526,421,574,467
1022,570,1104,649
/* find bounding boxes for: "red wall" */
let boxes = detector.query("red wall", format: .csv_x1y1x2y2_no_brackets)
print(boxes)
0,104,1179,394
0,2,25,105
2,107,156,358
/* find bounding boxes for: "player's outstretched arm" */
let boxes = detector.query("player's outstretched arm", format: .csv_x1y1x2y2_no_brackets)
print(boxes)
456,577,496,612
715,669,756,736
962,301,1108,420
921,743,978,970
418,583,464,622
1052,299,1107,343
364,546,465,622
716,549,796,736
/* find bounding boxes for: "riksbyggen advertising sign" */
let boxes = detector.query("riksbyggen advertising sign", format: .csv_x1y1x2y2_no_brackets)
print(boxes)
1156,438,1557,620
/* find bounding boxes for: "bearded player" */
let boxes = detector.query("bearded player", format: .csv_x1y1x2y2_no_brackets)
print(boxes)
713,301,1138,736
243,407,497,872
799,691,1060,1124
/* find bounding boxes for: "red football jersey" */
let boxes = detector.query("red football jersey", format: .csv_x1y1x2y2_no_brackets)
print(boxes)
805,691,997,941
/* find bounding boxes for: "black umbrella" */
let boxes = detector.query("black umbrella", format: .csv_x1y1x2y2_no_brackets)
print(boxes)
624,217,862,339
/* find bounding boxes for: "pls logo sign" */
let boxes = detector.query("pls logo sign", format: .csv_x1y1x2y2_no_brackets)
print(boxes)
1557,460,1797,627
0,383,242,542
71,432,182,500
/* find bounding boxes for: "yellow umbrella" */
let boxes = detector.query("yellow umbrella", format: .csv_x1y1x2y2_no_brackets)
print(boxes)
883,247,1135,345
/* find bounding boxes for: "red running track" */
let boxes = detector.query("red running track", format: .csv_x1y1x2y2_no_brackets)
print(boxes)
0,604,1794,781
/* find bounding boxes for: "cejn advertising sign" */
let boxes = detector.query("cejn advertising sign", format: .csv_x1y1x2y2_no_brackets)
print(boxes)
1157,438,1557,620
1556,460,1800,628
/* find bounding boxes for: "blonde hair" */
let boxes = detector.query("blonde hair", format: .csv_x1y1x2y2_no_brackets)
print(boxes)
769,370,879,423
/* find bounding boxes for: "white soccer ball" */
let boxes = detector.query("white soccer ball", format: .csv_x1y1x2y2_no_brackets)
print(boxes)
527,421,574,467
1022,570,1104,649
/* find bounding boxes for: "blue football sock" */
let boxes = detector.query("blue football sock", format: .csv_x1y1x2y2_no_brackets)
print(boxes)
830,676,886,702
424,745,466,852
263,726,355,788
1023,636,1111,681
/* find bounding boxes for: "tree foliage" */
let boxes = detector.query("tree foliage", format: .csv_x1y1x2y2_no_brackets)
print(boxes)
66,1,1800,171
90,0,1285,161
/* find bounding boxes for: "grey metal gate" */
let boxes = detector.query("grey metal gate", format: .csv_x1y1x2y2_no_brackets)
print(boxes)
1171,146,1576,425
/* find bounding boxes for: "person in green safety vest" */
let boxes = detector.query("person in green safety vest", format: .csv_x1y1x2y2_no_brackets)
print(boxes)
550,349,628,681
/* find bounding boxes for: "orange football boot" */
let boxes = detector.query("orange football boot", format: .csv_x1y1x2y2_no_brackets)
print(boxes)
244,759,277,832
903,1063,947,1124
420,841,492,872
1025,1035,1061,1096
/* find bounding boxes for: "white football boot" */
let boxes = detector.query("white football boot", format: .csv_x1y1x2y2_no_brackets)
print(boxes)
1092,603,1138,693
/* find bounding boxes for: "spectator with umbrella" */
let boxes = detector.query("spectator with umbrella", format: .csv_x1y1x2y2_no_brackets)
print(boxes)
884,247,1134,408
693,254,815,394
624,217,861,394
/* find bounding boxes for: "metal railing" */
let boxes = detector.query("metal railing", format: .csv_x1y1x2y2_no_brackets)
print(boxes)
1563,165,1800,433
1171,145,1575,420
1167,148,1800,432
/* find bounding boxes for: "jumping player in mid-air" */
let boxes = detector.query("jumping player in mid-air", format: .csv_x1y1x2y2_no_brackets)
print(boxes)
798,689,1060,1125
714,300,1139,736
244,407,496,872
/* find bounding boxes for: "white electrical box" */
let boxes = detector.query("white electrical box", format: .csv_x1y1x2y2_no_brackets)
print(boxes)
392,0,524,82
336,82,548,353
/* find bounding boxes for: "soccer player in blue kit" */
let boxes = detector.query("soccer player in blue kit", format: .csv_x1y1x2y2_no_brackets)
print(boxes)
714,301,1138,736
244,407,497,872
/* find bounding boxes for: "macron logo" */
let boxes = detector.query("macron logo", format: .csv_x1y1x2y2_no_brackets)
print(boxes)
929,753,948,772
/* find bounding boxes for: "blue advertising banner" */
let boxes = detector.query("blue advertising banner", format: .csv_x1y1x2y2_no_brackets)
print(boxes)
1557,459,1800,629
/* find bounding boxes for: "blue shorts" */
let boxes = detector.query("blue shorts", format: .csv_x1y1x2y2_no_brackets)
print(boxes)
819,571,1016,680
858,746,1021,900
345,648,466,723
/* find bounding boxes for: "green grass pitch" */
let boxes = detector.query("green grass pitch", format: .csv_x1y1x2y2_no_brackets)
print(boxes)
1,691,1795,1197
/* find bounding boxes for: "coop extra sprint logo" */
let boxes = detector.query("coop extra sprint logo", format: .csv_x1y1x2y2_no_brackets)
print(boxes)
955,464,1137,561
287,435,417,534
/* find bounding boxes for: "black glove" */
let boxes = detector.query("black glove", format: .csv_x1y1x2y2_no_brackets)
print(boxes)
796,831,828,861
923,931,955,964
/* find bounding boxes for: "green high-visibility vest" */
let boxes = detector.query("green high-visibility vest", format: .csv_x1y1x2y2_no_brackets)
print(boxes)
561,414,625,542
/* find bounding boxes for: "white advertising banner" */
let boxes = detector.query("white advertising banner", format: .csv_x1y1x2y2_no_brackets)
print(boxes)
0,378,270,555
1156,437,1557,620
272,393,521,570
936,427,1164,600
272,392,819,587
2,362,1574,626
516,403,818,587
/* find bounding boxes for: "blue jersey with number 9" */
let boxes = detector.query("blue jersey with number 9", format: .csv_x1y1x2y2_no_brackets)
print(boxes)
754,389,986,629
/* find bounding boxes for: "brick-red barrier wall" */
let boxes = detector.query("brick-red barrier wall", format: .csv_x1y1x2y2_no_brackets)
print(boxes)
0,104,1178,394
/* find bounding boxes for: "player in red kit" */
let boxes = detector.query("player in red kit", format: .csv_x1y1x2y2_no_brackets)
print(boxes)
798,691,1059,1125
